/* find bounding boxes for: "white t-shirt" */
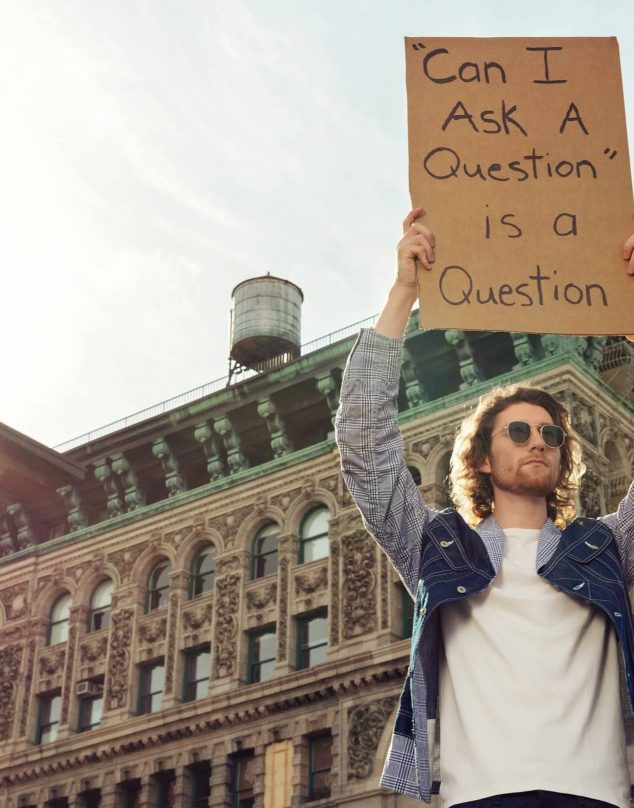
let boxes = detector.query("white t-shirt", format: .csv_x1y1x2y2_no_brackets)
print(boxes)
438,527,629,808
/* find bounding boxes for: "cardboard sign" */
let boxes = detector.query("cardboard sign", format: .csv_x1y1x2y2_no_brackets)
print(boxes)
405,37,634,335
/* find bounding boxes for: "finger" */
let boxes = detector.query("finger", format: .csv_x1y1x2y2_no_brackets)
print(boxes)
402,207,425,235
624,233,634,275
411,221,436,248
412,245,433,271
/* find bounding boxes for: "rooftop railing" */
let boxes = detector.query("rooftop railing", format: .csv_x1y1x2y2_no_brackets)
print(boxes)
54,314,377,453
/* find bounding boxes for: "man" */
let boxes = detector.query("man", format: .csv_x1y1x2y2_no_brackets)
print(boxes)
335,208,634,808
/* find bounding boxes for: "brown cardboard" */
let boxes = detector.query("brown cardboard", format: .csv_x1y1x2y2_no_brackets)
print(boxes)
405,37,634,335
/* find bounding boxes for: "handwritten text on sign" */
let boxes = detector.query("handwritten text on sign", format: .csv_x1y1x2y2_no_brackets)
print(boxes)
405,37,634,335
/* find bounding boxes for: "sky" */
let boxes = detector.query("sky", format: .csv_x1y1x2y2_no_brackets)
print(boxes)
1,0,633,448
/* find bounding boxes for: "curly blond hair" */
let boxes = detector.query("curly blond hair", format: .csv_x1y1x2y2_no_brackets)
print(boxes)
449,384,585,529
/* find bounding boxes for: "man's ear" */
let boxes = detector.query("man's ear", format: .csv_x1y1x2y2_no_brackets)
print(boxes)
478,457,491,474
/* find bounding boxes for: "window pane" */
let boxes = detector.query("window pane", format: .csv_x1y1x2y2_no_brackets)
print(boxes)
234,755,255,808
49,594,71,644
91,580,113,609
50,594,71,622
192,547,216,597
80,695,103,730
302,508,329,538
302,535,329,563
90,607,111,632
140,663,164,714
250,631,276,683
39,694,61,744
309,735,332,801
300,508,329,562
186,650,211,701
191,764,211,808
253,525,279,579
298,614,328,669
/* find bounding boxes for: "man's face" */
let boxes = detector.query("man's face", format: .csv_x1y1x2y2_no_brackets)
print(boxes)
478,402,562,499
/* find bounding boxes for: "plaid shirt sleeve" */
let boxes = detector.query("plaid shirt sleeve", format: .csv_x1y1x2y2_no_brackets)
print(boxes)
601,481,634,587
335,328,436,595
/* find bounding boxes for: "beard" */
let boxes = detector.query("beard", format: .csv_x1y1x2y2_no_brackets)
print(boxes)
488,462,558,499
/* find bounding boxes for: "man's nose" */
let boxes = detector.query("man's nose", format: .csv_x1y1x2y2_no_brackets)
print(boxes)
528,425,546,449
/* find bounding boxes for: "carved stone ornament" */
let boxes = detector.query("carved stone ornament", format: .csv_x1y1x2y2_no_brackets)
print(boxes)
0,582,28,620
183,604,212,631
0,644,22,740
330,539,340,647
580,469,602,519
247,584,277,611
295,567,327,596
20,640,36,736
80,637,109,664
106,609,134,710
572,397,597,445
138,617,167,644
213,573,240,678
347,697,399,780
277,557,289,660
164,593,178,694
270,487,301,512
342,531,377,639
216,555,241,575
107,544,146,584
39,649,66,677
380,554,389,630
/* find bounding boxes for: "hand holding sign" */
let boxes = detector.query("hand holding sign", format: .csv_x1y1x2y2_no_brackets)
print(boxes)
405,37,634,336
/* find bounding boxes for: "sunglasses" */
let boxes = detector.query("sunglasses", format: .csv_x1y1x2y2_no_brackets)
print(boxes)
491,420,565,448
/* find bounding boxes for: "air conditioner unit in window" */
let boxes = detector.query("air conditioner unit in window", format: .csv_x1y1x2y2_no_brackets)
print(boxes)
76,680,103,697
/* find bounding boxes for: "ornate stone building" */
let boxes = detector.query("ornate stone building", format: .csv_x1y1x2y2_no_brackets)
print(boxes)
0,314,633,808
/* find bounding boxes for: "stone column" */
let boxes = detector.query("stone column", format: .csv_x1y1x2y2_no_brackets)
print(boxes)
275,535,294,675
162,571,187,710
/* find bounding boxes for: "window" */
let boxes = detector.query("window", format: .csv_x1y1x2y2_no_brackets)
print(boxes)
297,612,328,669
231,753,255,808
88,580,113,631
138,661,164,714
155,772,175,808
190,544,216,598
308,734,333,801
81,791,101,808
252,523,279,579
48,593,71,645
118,781,141,808
189,763,211,808
248,629,276,683
38,692,61,744
78,679,104,731
184,647,211,701
299,507,329,563
146,561,171,612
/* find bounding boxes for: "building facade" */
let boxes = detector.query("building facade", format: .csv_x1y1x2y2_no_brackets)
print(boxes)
0,315,633,808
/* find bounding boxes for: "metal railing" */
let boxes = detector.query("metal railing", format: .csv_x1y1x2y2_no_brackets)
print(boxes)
54,314,377,453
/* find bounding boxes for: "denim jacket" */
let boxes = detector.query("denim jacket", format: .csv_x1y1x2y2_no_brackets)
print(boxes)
335,329,634,802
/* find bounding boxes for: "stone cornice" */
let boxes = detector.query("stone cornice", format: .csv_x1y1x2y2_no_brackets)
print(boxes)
0,653,407,785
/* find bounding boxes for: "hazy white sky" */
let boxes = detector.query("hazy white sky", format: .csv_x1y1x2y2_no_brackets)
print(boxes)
2,0,633,447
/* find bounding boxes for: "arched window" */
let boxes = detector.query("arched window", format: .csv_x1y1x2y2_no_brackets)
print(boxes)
88,580,113,631
146,560,171,612
299,507,329,563
48,593,71,645
252,523,279,579
190,544,216,598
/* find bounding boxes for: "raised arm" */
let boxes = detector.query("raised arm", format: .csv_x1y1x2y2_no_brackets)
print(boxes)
335,210,437,593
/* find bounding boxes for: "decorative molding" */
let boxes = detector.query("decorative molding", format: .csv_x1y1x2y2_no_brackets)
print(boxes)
347,697,399,780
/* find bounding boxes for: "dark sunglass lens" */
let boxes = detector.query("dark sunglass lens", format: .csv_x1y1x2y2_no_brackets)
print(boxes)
507,421,531,444
541,425,564,447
